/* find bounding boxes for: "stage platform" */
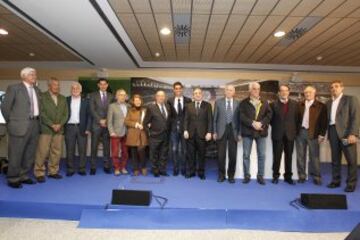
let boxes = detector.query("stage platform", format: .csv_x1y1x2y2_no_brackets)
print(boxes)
0,161,359,232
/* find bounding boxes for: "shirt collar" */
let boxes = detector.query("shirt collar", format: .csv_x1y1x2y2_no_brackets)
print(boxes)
332,93,343,101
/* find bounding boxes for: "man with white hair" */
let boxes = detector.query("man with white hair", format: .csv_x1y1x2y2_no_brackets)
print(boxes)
213,85,241,184
1,67,41,188
239,82,272,185
65,82,91,176
296,85,327,185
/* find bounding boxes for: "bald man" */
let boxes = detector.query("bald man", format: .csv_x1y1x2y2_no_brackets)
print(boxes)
143,90,171,177
296,85,327,185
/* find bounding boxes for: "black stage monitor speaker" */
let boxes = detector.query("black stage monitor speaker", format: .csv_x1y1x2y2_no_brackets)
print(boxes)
300,193,347,209
345,223,360,240
111,189,152,206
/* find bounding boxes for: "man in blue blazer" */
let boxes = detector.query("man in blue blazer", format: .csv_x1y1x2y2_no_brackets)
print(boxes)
65,82,91,176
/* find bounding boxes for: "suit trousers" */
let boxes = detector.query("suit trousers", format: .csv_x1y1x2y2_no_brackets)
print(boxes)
296,128,321,180
217,123,237,179
149,133,169,174
34,133,63,177
110,136,128,171
65,124,87,173
272,135,294,180
328,125,357,186
7,119,39,183
91,127,110,169
186,132,207,175
170,130,186,172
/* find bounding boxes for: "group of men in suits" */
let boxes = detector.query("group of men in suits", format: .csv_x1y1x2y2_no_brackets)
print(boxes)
1,67,359,193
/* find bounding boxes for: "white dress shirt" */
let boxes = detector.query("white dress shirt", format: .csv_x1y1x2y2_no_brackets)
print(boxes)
225,98,233,111
330,93,343,125
174,96,184,113
68,96,81,124
302,99,314,129
23,81,39,116
157,103,168,118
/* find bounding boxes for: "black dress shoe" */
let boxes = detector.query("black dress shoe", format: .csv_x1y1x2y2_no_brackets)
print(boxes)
257,176,266,185
345,185,356,193
185,172,196,178
272,178,279,184
36,176,46,183
66,172,75,177
297,178,306,184
160,172,169,176
78,171,87,176
228,178,235,184
198,174,206,180
8,181,22,188
285,179,295,185
48,174,63,179
327,182,340,188
181,169,186,176
21,179,36,185
173,169,179,176
103,167,112,174
242,176,251,184
217,176,225,183
313,178,322,186
90,169,96,175
153,173,160,177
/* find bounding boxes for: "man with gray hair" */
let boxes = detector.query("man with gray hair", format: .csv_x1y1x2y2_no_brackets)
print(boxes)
34,77,68,183
213,85,241,184
1,67,41,188
239,82,272,185
65,82,91,176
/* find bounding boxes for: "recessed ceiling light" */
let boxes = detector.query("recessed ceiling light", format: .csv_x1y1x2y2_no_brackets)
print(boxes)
155,52,160,57
29,53,35,57
274,31,286,38
316,56,323,61
160,27,171,35
0,28,8,35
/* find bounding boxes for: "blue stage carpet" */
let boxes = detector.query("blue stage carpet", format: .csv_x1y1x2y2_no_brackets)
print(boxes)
0,160,359,232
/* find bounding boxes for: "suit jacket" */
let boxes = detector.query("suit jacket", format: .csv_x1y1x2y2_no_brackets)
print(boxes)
66,96,91,134
167,96,192,133
107,102,127,137
40,91,68,135
298,100,327,139
1,82,42,136
239,97,272,138
184,101,213,139
125,107,148,147
143,103,171,137
270,98,299,141
213,98,240,139
89,91,113,129
326,95,360,139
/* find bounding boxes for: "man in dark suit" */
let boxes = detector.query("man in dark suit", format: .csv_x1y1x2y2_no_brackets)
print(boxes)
213,85,241,184
270,85,299,185
143,90,171,177
89,78,113,175
167,82,192,176
239,82,272,185
1,67,41,188
296,85,327,185
326,80,360,192
65,82,91,176
184,88,213,180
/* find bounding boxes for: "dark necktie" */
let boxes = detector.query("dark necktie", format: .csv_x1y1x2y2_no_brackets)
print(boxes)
177,98,182,115
226,100,233,124
161,104,167,119
196,102,200,115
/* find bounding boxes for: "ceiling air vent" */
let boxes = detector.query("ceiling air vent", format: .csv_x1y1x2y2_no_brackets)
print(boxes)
173,14,191,44
279,16,322,46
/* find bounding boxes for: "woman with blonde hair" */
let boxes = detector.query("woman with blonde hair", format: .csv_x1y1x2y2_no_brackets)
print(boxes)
124,94,148,176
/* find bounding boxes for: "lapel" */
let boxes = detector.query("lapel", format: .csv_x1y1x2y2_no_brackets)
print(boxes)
155,103,167,120
20,82,31,104
45,91,57,108
336,95,345,116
